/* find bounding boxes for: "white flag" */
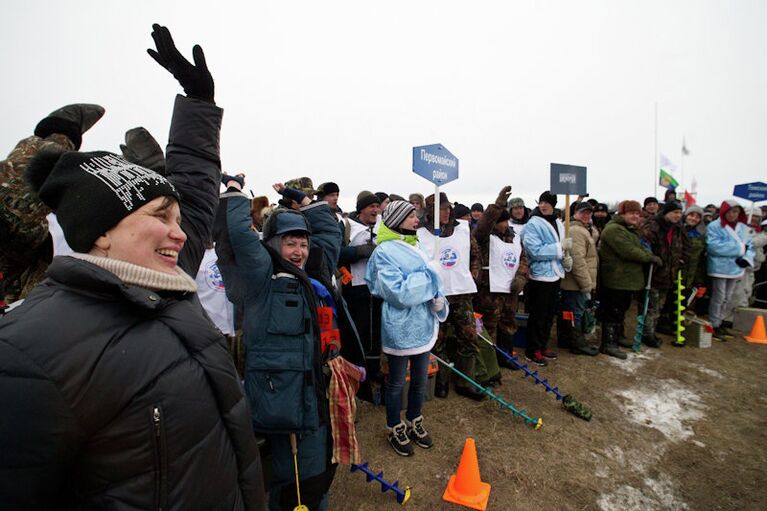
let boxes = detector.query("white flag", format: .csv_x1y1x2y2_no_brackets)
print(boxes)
660,153,677,173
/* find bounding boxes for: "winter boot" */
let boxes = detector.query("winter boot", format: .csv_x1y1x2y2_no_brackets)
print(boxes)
556,314,574,349
615,322,634,348
600,323,627,360
454,355,487,401
434,365,450,399
570,328,599,356
388,421,414,457
496,331,520,370
34,103,105,150
406,415,433,449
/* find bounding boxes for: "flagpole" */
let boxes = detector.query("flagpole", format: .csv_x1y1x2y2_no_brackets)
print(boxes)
654,102,658,197
680,136,685,195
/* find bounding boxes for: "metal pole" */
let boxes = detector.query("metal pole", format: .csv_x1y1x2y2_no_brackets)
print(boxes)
680,141,685,197
433,183,440,259
654,102,658,198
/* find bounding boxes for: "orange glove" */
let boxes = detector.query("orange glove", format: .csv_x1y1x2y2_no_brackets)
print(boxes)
695,287,707,298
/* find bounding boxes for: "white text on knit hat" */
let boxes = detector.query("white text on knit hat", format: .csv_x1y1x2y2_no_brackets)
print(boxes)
80,154,176,211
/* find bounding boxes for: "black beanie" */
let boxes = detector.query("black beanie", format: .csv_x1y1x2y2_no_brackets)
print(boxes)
316,181,339,198
661,200,683,215
453,203,471,219
496,208,511,223
471,202,484,212
356,191,381,212
538,191,558,207
644,196,659,207
26,150,180,252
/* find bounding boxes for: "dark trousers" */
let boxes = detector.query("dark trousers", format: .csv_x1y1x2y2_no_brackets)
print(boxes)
385,351,431,427
525,280,560,355
598,287,634,324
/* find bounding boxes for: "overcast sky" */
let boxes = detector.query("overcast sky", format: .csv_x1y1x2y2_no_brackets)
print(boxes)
2,0,765,212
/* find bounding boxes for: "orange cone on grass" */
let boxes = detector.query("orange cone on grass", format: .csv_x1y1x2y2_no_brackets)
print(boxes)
442,437,491,511
745,315,767,345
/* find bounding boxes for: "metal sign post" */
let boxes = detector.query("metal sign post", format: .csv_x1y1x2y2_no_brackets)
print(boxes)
412,144,459,258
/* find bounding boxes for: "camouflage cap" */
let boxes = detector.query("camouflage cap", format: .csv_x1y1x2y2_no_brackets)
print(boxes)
284,177,316,198
507,197,525,209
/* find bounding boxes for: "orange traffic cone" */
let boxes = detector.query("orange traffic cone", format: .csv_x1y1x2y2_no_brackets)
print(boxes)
745,315,767,345
442,438,491,511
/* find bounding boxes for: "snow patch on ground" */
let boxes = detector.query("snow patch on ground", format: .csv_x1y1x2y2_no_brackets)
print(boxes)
606,349,658,373
686,362,724,379
616,380,706,442
692,440,706,448
597,445,665,476
597,478,689,511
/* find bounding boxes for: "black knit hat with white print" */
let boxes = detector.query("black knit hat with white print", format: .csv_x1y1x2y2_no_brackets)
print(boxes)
26,150,180,252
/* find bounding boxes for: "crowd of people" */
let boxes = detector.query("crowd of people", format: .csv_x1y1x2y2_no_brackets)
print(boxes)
2,24,767,511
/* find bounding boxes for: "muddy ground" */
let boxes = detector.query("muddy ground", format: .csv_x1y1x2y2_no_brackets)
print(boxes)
327,312,767,510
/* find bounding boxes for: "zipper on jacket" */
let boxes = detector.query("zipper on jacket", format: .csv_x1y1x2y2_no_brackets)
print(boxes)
151,405,168,511
266,374,275,391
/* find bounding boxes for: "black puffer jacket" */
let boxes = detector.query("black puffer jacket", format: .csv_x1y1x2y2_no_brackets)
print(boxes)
0,96,264,510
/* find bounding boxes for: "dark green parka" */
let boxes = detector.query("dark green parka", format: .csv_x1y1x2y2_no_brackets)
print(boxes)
599,215,655,291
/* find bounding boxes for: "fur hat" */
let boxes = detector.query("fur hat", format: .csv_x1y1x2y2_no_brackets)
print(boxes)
284,177,316,198
507,197,525,209
617,200,642,215
425,192,451,209
382,200,416,230
26,150,179,252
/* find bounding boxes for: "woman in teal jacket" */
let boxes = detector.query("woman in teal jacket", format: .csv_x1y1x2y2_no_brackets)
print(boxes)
365,201,448,457
219,183,342,510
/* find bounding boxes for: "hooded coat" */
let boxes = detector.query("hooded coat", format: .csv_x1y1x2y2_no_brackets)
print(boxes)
561,218,598,292
521,209,565,282
365,233,447,354
598,215,656,291
706,200,755,278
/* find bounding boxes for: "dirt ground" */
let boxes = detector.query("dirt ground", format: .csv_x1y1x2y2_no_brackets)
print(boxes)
328,312,767,510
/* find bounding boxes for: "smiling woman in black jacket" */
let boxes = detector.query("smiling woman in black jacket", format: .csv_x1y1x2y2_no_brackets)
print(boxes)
0,25,264,510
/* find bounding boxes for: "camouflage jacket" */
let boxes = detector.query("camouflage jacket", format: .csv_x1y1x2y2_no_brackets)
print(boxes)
640,214,690,290
0,134,74,301
474,203,529,291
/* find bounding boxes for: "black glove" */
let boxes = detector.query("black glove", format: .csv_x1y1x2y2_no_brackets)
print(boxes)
735,257,750,268
355,242,376,259
221,174,245,188
279,187,307,204
148,24,215,103
650,255,664,267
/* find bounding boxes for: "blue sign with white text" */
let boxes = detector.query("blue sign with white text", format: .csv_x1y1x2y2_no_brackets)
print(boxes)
733,182,767,202
413,144,459,185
